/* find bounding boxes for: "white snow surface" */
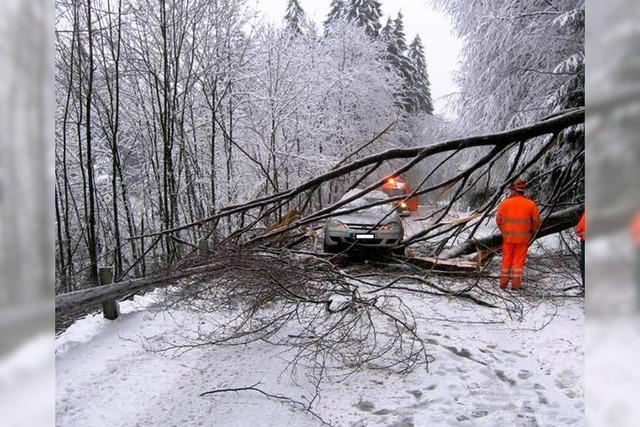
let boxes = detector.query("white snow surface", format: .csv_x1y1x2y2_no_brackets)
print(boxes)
56,283,584,426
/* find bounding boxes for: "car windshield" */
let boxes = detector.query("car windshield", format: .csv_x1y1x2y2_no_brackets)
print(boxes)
384,188,404,197
336,190,394,215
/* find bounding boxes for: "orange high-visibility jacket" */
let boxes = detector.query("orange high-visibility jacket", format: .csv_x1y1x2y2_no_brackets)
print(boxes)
496,194,541,244
631,212,640,246
576,212,585,241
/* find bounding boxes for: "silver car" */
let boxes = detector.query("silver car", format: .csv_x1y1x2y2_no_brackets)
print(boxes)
323,189,405,254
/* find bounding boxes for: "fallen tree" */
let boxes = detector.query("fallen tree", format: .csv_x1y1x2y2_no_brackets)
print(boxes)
56,109,585,324
128,107,584,244
402,255,480,272
439,206,583,259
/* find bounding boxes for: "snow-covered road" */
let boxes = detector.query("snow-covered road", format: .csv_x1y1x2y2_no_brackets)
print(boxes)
56,284,584,426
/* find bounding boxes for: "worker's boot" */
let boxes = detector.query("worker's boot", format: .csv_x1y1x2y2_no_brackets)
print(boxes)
499,268,510,289
511,275,522,290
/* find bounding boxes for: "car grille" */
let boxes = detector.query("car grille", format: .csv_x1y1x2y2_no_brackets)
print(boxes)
345,223,379,231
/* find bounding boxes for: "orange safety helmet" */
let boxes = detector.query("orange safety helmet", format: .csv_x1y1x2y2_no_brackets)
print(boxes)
509,178,527,192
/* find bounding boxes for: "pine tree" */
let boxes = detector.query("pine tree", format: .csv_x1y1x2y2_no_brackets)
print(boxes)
284,0,306,35
324,0,346,33
385,12,412,78
384,11,416,112
347,0,383,38
392,11,408,53
408,35,434,114
381,17,392,40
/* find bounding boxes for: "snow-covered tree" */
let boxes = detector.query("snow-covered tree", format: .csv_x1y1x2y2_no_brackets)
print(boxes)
383,11,416,113
433,0,584,132
313,19,402,159
381,16,392,39
347,0,383,38
53,0,435,290
324,0,347,33
408,35,433,114
433,0,584,203
54,0,256,286
391,11,408,53
229,18,403,208
284,0,306,35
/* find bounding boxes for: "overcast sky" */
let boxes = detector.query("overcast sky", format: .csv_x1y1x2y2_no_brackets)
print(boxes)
249,0,462,116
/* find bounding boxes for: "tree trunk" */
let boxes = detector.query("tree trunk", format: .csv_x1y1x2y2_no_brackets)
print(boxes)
85,0,99,286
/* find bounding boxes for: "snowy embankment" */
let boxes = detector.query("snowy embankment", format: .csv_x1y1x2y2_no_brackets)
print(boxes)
56,279,584,426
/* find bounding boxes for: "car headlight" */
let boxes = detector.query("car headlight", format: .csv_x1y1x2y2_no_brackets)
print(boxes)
380,221,402,231
327,219,347,230
394,201,408,209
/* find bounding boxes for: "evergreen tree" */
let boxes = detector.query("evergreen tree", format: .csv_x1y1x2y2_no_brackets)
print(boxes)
408,35,434,114
392,11,408,53
324,0,346,33
284,0,306,35
384,11,416,112
386,12,412,80
381,17,392,40
347,0,383,38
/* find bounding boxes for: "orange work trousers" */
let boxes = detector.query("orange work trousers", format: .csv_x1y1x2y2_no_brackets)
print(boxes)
500,243,529,287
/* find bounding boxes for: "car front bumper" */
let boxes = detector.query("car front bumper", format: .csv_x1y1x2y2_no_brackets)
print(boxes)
324,228,403,249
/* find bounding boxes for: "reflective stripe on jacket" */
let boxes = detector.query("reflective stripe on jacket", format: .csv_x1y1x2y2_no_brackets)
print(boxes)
496,194,541,244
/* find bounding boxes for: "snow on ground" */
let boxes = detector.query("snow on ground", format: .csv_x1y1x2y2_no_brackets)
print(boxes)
56,280,584,426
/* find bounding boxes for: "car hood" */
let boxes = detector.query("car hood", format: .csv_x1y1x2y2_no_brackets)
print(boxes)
334,209,400,226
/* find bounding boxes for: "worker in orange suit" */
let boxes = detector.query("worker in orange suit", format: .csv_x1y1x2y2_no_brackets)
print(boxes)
576,211,585,287
496,178,541,289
